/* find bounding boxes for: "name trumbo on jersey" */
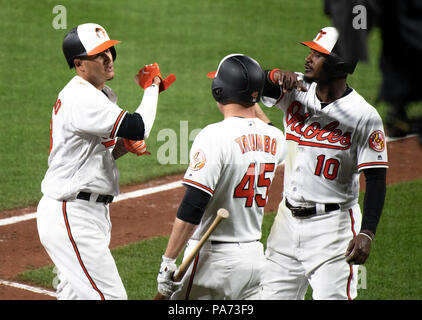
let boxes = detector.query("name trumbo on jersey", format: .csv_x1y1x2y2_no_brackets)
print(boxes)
235,133,278,155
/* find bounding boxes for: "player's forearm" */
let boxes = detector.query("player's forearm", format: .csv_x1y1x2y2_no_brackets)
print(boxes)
112,138,129,159
361,168,387,236
164,218,197,259
135,84,159,139
262,69,282,102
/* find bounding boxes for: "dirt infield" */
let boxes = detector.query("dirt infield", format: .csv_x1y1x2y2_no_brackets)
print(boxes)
0,136,421,300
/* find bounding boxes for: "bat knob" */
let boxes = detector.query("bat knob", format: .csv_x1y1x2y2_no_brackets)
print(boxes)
217,208,229,219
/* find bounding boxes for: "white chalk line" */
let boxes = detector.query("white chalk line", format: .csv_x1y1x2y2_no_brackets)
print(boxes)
0,132,418,296
0,179,184,297
0,180,183,227
0,279,56,297
1,132,418,227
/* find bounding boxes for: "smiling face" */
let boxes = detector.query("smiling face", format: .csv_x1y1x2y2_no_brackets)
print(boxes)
304,49,328,82
74,48,114,89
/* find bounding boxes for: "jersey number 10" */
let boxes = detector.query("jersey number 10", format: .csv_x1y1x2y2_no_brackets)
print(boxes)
314,154,340,180
234,162,276,207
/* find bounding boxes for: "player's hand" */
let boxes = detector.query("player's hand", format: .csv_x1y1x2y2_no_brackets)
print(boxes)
270,69,307,94
123,139,151,156
345,231,374,265
157,256,182,297
135,63,176,93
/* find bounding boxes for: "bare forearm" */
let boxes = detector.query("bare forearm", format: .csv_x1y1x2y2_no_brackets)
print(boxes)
112,138,128,159
164,218,197,259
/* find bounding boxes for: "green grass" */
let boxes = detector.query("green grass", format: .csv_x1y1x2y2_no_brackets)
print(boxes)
2,0,422,301
17,179,422,300
3,0,420,211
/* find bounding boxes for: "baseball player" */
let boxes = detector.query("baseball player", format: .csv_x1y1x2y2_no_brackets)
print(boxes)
36,23,175,300
259,27,388,300
155,54,287,300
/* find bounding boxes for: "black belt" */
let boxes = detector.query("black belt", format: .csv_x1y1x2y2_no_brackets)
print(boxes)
77,192,114,204
286,199,339,218
210,240,258,245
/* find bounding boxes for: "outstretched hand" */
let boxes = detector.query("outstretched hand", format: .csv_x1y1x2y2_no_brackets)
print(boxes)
270,69,307,94
135,63,176,93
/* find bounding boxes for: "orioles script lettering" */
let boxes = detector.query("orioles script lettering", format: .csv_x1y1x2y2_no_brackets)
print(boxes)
285,101,352,150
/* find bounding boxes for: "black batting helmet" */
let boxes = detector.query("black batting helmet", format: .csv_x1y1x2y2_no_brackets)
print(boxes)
62,23,120,68
207,54,265,107
301,27,357,78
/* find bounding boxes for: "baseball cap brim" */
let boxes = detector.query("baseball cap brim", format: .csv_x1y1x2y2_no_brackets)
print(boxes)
87,40,120,56
300,41,330,55
207,71,216,79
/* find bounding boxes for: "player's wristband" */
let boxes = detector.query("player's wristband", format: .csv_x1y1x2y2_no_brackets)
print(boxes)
359,231,374,241
269,68,282,84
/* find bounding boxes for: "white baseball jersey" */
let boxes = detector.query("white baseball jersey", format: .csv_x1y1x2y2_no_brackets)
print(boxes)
37,75,136,300
182,116,287,243
261,76,389,300
262,76,389,207
41,75,127,200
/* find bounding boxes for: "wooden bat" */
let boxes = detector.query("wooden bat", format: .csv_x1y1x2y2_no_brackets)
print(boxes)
153,208,230,300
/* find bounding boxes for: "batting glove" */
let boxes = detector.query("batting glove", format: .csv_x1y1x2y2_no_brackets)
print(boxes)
123,139,151,156
136,63,176,93
157,256,182,297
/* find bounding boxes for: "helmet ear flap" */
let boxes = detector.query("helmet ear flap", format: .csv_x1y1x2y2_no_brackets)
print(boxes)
109,46,117,61
323,42,357,78
63,27,86,68
212,84,224,103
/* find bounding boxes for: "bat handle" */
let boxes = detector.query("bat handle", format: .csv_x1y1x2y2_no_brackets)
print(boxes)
152,208,230,300
175,208,229,279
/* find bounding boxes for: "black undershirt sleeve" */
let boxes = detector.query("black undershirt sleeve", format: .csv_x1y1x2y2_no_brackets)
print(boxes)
362,168,387,235
116,113,145,140
262,69,282,100
176,185,211,225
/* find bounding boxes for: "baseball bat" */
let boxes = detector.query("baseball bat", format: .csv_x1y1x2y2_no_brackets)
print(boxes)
153,208,230,300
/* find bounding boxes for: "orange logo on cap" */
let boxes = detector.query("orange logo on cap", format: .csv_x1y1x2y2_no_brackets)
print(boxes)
251,91,259,101
315,29,327,41
95,27,106,39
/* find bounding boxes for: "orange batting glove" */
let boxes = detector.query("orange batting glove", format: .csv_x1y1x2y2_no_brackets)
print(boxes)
123,139,151,156
136,63,176,93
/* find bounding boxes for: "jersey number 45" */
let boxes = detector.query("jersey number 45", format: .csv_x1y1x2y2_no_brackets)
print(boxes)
234,162,275,207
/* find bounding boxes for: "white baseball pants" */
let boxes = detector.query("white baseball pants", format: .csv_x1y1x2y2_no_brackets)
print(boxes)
262,199,362,300
37,195,127,300
171,239,265,300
